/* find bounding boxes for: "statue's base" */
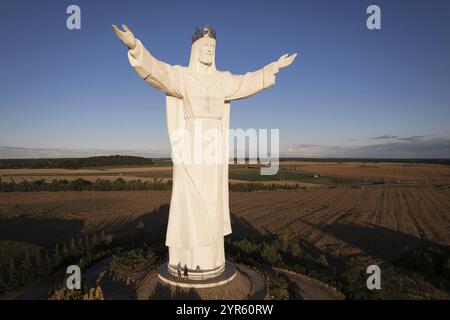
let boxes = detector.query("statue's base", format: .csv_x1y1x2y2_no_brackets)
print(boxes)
167,262,225,280
158,260,237,288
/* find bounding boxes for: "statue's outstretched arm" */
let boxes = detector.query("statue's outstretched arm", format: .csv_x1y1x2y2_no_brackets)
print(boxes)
113,24,183,98
225,53,297,101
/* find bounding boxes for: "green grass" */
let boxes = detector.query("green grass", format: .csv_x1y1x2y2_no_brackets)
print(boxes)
229,168,368,186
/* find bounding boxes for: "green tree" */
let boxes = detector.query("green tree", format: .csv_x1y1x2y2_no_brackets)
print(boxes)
136,220,145,233
53,244,63,266
91,234,99,248
83,234,92,253
317,254,329,267
78,236,85,254
7,259,17,290
104,233,113,246
289,242,301,257
269,275,289,300
82,286,104,300
261,243,282,266
0,272,7,295
62,244,70,258
99,230,106,243
20,250,33,285
42,250,52,275
278,235,290,252
32,249,44,279
70,237,78,256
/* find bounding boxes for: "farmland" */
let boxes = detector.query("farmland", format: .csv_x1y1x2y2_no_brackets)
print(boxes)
0,160,449,299
1,160,449,186
280,161,450,184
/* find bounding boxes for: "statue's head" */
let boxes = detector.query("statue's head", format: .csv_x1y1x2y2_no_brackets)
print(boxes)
190,26,217,71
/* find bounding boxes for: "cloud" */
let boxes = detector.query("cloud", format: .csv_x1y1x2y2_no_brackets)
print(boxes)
370,134,398,140
396,135,429,141
368,135,436,142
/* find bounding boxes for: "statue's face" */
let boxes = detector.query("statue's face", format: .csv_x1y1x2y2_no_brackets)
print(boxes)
198,40,216,65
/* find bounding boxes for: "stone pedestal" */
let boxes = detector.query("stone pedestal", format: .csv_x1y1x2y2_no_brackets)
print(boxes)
158,260,237,289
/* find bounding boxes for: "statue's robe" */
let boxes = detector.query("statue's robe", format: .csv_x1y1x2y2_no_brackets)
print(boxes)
128,39,279,270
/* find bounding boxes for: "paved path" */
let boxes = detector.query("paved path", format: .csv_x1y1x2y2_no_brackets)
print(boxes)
235,264,268,300
275,269,344,300
238,259,343,300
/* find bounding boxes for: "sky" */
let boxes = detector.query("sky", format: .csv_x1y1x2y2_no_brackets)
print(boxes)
0,0,449,158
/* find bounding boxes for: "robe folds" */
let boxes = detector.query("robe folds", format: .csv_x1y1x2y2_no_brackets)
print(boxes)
128,39,279,270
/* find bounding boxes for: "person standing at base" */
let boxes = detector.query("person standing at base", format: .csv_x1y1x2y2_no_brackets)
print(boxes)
177,263,182,280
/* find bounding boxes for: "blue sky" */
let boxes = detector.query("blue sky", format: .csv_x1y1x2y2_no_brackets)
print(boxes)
0,0,449,158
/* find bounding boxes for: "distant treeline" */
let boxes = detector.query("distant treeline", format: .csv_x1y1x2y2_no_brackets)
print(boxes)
0,178,307,192
279,158,450,165
0,155,155,169
2,155,449,170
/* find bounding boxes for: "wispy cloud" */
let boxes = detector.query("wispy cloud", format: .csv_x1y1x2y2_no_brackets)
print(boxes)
396,135,430,141
368,134,435,142
370,134,398,140
281,136,450,158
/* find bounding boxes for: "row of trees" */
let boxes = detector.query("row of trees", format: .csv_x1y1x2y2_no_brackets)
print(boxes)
51,282,104,300
0,178,172,192
0,231,114,297
0,155,155,169
0,178,311,192
103,229,445,300
109,248,156,278
393,244,450,293
49,226,165,300
230,183,305,192
226,235,382,300
228,236,302,267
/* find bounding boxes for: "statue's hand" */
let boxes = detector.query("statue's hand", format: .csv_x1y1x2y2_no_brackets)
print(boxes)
276,53,297,70
112,24,137,50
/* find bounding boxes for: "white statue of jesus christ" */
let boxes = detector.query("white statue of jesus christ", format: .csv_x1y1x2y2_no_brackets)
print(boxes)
113,24,296,279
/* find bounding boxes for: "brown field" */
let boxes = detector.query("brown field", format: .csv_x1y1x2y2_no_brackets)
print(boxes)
1,161,449,299
0,187,448,251
231,187,450,252
0,167,173,183
1,162,449,251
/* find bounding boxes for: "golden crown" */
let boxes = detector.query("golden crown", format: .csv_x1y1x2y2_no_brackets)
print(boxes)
192,25,216,44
